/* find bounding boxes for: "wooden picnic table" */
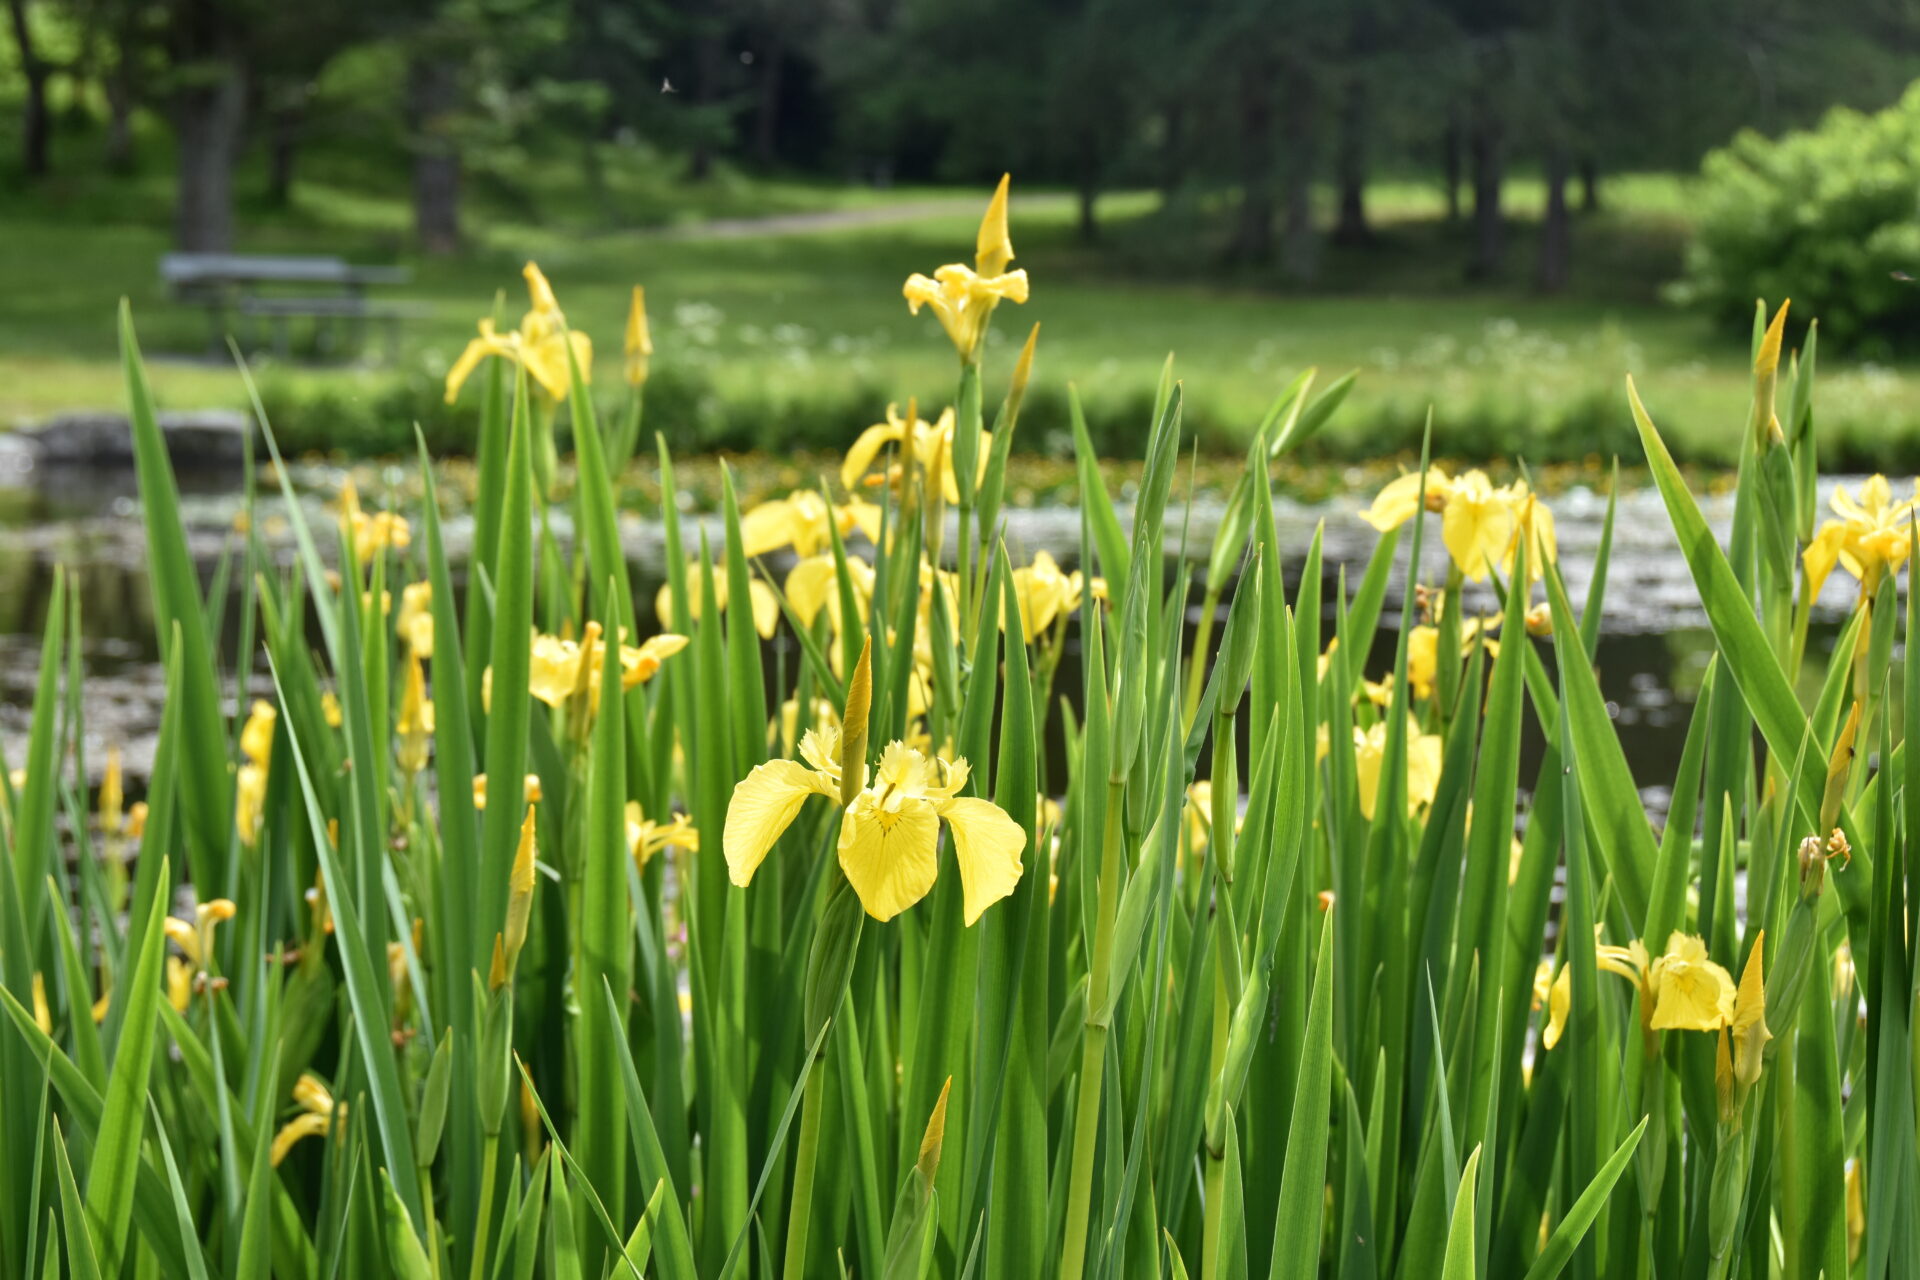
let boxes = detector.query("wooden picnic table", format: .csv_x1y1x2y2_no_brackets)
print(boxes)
160,252,430,362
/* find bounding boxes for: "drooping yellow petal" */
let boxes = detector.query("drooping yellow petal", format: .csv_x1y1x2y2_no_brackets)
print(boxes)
841,419,904,492
444,321,512,404
724,760,833,888
938,796,1026,925
166,956,194,1012
621,634,687,688
528,633,585,708
1542,965,1570,1051
740,498,804,558
836,797,942,922
785,556,843,627
746,579,781,640
1359,469,1451,532
270,1112,332,1167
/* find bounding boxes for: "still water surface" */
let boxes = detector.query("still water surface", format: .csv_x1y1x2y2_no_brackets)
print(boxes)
0,460,1862,820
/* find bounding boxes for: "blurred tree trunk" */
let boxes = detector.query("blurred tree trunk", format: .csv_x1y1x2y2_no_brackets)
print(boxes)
105,36,136,172
172,60,246,251
1158,102,1186,206
1331,70,1370,246
1466,94,1503,280
1279,66,1317,283
688,29,724,181
751,40,783,165
7,0,51,176
266,103,301,207
409,56,461,255
1078,158,1100,244
1538,145,1570,293
1228,61,1273,264
1579,155,1601,212
1442,117,1461,222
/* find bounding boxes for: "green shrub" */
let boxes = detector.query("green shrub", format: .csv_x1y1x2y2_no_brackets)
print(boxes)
1680,81,1920,350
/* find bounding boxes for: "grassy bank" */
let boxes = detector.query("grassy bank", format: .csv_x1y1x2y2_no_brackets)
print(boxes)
5,161,1920,469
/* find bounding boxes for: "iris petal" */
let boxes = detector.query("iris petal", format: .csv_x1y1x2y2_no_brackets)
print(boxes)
725,760,831,887
838,799,941,921
940,796,1026,925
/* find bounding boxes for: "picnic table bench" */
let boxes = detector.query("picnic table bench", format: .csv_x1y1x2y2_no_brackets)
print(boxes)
160,253,431,362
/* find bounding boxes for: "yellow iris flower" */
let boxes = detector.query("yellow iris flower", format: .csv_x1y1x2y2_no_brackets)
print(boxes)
903,175,1030,362
1543,933,1655,1052
627,801,699,871
725,729,1026,925
786,554,875,632
1544,930,1734,1048
842,404,985,506
164,898,237,1011
1648,932,1737,1031
1007,551,1104,642
100,746,123,837
656,569,780,640
625,285,652,387
1359,468,1453,531
335,478,411,565
1803,474,1916,601
486,623,687,712
1441,470,1517,582
235,700,276,846
1361,467,1556,582
444,262,593,403
271,1073,342,1166
1352,720,1443,820
397,580,434,657
396,649,434,775
741,490,884,558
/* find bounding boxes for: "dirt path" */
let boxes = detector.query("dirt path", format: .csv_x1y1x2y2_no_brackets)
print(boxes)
653,196,1062,239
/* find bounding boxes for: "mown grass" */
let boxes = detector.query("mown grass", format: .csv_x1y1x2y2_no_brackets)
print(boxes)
4,154,1920,468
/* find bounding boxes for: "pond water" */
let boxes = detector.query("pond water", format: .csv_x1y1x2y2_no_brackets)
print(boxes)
0,458,1862,821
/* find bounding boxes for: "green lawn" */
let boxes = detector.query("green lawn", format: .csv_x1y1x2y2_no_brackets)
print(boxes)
5,158,1918,470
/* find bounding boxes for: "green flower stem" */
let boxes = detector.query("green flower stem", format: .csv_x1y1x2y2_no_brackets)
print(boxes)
467,1134,500,1280
781,1053,829,1280
1059,776,1126,1280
